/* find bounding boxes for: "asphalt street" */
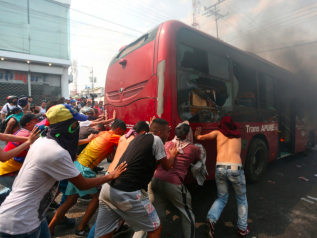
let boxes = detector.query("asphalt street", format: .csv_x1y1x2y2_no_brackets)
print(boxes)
2,143,317,238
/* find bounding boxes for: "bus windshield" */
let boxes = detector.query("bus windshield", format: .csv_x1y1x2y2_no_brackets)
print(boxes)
177,43,232,123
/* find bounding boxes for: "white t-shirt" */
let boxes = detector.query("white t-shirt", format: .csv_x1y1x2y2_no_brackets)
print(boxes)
0,137,80,235
39,107,46,114
79,120,92,128
152,134,167,160
0,103,22,115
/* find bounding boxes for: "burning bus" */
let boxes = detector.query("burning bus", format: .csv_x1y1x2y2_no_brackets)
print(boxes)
104,20,317,183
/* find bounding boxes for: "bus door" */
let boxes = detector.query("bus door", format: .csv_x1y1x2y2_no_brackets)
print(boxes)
279,97,295,157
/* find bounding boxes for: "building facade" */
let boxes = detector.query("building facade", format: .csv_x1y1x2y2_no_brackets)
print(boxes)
0,0,72,105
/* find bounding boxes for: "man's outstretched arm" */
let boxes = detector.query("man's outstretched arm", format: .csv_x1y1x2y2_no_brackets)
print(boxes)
67,162,127,190
195,127,218,141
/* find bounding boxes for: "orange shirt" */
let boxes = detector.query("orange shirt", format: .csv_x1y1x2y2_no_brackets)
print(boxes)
77,131,121,170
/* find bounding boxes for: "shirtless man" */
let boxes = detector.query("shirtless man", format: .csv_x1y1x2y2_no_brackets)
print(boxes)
195,116,249,238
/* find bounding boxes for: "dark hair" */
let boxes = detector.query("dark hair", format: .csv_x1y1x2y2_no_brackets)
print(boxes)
175,124,190,140
94,123,106,131
58,97,65,104
150,118,169,133
133,121,150,133
46,100,59,110
30,105,36,111
93,108,99,114
111,119,126,131
28,96,32,99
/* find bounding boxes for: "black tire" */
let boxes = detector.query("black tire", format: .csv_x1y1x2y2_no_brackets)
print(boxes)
244,138,268,183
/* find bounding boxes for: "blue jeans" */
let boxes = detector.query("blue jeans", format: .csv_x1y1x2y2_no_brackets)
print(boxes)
0,219,50,238
86,222,96,238
207,168,248,230
0,175,16,205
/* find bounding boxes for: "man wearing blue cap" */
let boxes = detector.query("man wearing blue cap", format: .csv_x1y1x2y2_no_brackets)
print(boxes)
0,104,127,238
71,99,77,108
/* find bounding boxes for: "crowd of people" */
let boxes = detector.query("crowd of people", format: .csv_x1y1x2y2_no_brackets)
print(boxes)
0,94,250,238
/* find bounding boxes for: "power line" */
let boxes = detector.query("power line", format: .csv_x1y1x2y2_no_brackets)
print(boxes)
69,8,143,33
0,1,140,37
91,0,164,26
229,12,317,45
136,0,178,20
223,1,317,40
255,39,317,53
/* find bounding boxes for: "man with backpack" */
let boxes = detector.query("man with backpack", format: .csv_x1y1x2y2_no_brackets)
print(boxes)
0,96,21,121
1,107,23,134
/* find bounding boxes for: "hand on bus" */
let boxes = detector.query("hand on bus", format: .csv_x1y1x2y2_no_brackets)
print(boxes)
104,110,108,120
113,110,117,119
169,143,179,158
195,127,202,139
150,116,156,125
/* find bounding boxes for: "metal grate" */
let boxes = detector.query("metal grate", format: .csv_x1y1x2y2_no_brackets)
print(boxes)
0,70,61,107
0,70,29,106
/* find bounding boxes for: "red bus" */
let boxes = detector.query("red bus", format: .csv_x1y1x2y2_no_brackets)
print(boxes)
104,20,317,183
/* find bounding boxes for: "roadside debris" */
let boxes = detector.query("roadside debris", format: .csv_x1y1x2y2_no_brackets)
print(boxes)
314,174,317,177
276,173,284,176
307,196,317,202
267,180,275,184
301,198,315,204
296,165,301,168
299,177,309,181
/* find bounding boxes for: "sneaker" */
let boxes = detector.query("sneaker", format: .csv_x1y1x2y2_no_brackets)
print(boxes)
48,201,59,210
238,226,250,237
74,226,90,237
93,166,104,173
78,194,92,201
114,224,129,236
205,219,215,238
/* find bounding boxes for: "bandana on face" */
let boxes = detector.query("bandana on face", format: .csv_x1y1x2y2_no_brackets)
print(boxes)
41,118,79,161
218,116,241,139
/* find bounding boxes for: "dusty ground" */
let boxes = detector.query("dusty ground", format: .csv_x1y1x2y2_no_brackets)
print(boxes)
2,140,317,238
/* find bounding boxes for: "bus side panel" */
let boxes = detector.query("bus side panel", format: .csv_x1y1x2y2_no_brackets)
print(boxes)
104,98,156,129
294,124,308,154
243,122,279,162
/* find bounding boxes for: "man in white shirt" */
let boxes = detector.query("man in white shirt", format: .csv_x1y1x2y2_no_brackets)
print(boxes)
0,104,127,237
65,97,71,105
39,101,46,115
0,96,21,121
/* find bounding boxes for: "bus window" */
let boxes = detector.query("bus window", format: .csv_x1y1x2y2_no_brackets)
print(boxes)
177,70,232,123
259,73,276,110
233,62,257,108
179,44,230,80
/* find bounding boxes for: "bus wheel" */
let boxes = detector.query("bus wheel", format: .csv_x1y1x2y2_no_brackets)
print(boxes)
244,139,268,183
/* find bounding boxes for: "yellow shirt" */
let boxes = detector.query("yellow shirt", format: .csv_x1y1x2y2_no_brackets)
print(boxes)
77,131,121,170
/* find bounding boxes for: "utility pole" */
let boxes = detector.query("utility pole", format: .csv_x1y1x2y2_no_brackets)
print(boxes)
82,65,94,108
70,59,78,96
192,0,201,29
203,0,228,38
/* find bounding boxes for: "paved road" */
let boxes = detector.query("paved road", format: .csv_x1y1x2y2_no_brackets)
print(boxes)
2,147,317,238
